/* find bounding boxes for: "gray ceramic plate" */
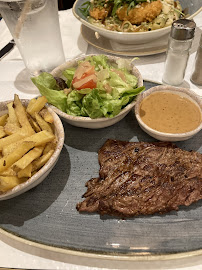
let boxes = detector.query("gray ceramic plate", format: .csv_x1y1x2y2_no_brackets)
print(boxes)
0,82,202,258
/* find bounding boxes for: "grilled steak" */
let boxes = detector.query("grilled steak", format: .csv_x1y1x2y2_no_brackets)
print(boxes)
77,139,202,218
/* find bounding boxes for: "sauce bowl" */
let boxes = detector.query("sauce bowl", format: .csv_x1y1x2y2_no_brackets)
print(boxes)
135,85,202,141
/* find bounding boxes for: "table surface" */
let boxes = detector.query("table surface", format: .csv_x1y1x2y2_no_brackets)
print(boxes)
0,8,202,270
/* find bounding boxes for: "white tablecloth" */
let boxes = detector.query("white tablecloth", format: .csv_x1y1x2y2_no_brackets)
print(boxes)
0,8,202,270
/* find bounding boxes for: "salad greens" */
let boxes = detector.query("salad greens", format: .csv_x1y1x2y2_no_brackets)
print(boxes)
79,0,156,18
31,55,145,119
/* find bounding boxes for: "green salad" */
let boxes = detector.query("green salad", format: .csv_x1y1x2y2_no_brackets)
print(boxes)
32,55,145,119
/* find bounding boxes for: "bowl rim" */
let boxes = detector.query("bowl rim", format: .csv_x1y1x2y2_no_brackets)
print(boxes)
50,54,144,123
0,99,65,200
72,0,202,36
135,85,202,139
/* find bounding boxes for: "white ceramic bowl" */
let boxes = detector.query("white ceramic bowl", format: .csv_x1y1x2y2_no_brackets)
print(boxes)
0,99,64,200
73,0,202,45
50,54,143,129
135,85,202,141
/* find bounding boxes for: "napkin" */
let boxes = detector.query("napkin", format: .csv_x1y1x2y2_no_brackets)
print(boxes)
59,9,88,59
0,9,88,61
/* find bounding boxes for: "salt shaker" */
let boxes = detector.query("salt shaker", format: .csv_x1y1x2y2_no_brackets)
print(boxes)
162,19,196,86
191,33,202,86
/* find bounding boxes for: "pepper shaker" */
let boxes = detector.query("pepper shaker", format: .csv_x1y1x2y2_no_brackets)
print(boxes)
191,33,202,86
162,19,196,86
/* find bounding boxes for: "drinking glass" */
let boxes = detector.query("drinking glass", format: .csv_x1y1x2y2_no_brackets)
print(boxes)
0,0,66,76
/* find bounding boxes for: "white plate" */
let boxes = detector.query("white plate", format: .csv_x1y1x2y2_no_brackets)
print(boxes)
74,0,202,44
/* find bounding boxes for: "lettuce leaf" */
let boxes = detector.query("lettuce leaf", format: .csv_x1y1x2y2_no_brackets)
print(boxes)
31,72,67,112
84,55,110,71
82,89,105,118
66,90,86,116
62,67,76,87
31,56,145,119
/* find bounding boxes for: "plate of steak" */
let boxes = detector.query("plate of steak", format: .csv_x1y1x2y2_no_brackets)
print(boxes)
0,85,202,257
77,139,202,218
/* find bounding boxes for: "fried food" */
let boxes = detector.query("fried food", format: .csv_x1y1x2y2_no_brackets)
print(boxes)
35,112,53,134
84,0,182,32
2,130,55,156
0,176,26,193
0,127,6,139
26,96,47,118
116,0,162,25
39,108,54,124
89,5,112,20
0,126,33,151
13,146,44,172
14,94,34,133
0,141,36,173
0,95,57,193
0,114,8,126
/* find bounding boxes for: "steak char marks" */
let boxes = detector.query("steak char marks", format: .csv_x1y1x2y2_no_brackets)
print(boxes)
77,140,202,218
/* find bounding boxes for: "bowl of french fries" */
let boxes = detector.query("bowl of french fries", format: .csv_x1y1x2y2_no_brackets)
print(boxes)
0,94,64,200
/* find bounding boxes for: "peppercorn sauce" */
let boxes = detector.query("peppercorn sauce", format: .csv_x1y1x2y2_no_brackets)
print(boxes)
139,91,202,133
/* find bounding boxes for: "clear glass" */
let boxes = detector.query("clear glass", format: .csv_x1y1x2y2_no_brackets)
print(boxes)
162,38,193,86
191,34,202,86
0,0,66,76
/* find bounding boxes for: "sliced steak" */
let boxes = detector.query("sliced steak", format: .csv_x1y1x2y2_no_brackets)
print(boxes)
77,139,202,218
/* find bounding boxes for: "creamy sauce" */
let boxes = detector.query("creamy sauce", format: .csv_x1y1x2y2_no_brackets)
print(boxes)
139,92,202,133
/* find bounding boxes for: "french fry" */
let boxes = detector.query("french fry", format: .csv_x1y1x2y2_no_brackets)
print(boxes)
14,94,34,133
0,176,27,192
0,126,33,151
18,163,32,178
0,141,35,173
31,170,37,176
2,137,25,157
32,150,54,171
13,146,44,171
43,139,57,155
27,115,41,133
7,102,21,127
35,112,53,134
0,114,8,126
2,130,55,156
0,167,17,176
0,126,6,139
26,98,37,112
26,96,47,118
4,102,21,135
0,94,58,193
39,108,54,123
4,123,21,135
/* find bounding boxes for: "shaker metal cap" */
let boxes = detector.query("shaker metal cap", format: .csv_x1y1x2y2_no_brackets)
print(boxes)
171,19,196,40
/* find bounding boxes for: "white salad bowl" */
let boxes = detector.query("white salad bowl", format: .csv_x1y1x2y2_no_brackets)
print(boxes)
73,0,202,45
135,85,202,141
50,54,143,129
0,99,64,200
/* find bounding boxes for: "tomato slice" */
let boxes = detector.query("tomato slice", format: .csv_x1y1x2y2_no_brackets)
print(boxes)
72,62,97,90
75,79,97,90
